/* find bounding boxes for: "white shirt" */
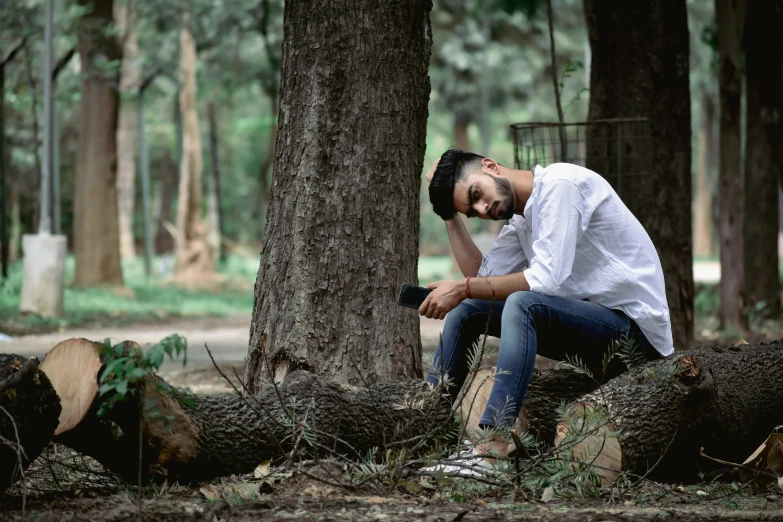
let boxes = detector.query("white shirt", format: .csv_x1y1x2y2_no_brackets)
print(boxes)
477,163,674,356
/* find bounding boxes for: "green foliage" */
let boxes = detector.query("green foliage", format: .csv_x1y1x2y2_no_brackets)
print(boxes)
97,334,188,425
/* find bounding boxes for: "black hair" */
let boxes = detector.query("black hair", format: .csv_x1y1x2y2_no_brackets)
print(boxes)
428,148,485,221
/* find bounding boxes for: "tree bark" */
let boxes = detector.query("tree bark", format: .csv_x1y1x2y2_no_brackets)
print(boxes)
153,151,177,255
0,354,61,494
115,1,139,260
41,339,449,485
557,341,783,484
245,0,432,391
693,88,716,257
742,0,781,318
174,10,213,276
74,0,124,286
715,0,748,330
583,0,694,349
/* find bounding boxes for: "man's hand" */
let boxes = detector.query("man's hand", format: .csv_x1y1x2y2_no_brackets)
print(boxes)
424,158,440,184
418,279,466,320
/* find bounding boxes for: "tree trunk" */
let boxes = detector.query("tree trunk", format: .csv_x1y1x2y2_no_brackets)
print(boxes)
206,102,223,263
583,0,694,349
454,111,470,151
74,0,123,286
715,0,748,330
693,88,716,257
174,11,213,276
556,341,783,485
40,339,449,485
115,1,139,260
154,151,177,255
245,0,432,391
0,354,61,494
742,0,781,318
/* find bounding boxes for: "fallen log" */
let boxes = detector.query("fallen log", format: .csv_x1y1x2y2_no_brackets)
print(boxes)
0,354,61,493
555,341,783,485
459,367,597,444
40,339,452,484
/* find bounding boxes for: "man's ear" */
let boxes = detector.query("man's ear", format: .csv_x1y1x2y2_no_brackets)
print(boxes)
481,157,499,175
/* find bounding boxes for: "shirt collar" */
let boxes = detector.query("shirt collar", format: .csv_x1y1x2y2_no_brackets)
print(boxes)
522,165,545,220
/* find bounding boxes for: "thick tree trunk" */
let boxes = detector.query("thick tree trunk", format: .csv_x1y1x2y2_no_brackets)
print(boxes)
115,1,139,260
74,0,123,286
583,0,694,349
454,112,470,151
245,0,432,391
693,88,716,257
715,0,748,330
0,354,61,493
742,0,781,318
556,342,783,485
174,13,213,276
41,339,449,485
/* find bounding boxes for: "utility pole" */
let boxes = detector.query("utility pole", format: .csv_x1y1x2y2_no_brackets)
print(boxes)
19,0,67,316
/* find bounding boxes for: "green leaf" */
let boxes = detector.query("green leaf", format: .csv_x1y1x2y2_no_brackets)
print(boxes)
115,380,128,396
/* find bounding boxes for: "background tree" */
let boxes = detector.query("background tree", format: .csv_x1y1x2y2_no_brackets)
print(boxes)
244,0,433,391
73,0,123,286
715,0,747,330
742,0,781,318
583,0,694,349
115,0,139,260
174,4,212,276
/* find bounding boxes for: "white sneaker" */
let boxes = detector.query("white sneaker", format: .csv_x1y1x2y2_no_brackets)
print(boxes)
421,442,501,477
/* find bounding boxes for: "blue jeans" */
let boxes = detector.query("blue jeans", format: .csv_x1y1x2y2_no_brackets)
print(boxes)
425,291,662,428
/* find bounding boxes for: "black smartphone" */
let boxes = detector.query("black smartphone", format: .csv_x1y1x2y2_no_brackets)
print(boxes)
397,284,432,309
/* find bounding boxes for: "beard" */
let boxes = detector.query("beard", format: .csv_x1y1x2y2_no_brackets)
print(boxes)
493,176,515,220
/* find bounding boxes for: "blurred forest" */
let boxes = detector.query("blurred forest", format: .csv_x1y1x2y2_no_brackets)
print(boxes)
0,0,781,334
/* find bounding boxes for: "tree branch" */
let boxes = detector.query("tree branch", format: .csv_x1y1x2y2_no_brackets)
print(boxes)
1,39,25,67
51,47,76,81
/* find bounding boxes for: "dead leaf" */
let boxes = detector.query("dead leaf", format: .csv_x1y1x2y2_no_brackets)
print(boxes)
740,433,783,487
778,476,783,492
767,440,783,475
302,484,336,498
254,460,271,478
199,482,258,502
365,496,395,504
730,338,749,347
541,486,555,503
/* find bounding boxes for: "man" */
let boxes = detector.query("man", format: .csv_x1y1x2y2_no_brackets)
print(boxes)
421,148,672,459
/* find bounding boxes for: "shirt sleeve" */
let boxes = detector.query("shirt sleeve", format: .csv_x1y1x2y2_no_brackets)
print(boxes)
477,219,529,277
524,179,592,295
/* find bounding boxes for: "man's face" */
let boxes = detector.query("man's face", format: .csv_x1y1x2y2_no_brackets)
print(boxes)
453,171,515,220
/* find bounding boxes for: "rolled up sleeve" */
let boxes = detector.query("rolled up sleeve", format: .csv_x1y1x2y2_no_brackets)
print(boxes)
525,180,591,295
477,219,528,277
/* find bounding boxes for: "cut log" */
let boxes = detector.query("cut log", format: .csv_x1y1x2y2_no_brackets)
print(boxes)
459,367,598,444
0,354,61,493
39,338,103,435
42,339,451,484
555,342,783,485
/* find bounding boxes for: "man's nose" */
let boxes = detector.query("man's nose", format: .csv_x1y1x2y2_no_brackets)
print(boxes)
477,201,489,216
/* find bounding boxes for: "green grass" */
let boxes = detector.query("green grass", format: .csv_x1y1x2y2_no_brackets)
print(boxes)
0,255,256,335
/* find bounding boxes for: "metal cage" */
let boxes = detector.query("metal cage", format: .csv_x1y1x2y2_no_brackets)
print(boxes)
510,118,652,201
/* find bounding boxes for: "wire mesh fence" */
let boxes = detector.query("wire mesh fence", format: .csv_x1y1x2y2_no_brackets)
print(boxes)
510,119,653,201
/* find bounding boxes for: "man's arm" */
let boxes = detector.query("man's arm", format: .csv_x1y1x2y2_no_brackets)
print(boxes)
445,216,483,278
419,272,530,320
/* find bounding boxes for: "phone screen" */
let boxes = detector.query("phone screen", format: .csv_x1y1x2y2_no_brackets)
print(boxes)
397,284,432,309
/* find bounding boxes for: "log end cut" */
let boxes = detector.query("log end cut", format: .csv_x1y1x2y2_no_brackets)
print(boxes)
39,338,103,435
554,402,622,487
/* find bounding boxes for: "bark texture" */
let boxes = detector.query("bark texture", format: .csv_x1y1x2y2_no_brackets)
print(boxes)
0,354,61,493
74,0,123,286
54,349,448,484
174,12,213,275
245,0,432,390
715,0,748,329
560,342,783,483
115,1,139,260
583,0,693,349
743,0,781,318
